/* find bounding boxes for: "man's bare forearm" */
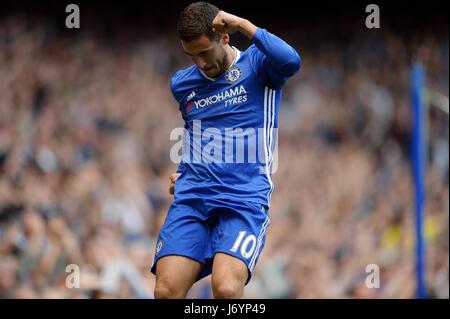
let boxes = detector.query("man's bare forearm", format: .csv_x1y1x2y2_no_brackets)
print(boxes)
237,19,258,39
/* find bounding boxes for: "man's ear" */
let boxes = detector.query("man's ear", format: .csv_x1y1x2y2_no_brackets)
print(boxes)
222,34,229,45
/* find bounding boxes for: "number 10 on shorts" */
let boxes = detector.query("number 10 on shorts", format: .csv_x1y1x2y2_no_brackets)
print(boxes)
230,231,257,259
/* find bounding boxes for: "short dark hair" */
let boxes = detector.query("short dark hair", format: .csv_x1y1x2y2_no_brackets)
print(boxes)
177,2,221,42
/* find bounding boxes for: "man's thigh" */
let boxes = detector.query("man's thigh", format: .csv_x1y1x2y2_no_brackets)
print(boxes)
207,200,271,284
155,255,203,298
151,199,210,277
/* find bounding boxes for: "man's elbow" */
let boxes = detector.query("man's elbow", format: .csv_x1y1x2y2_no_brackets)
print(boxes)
281,51,301,77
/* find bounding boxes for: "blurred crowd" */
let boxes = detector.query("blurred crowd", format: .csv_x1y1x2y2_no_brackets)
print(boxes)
0,14,448,299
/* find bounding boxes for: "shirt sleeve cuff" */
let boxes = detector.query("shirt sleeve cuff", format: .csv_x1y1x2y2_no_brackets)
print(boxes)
251,27,264,41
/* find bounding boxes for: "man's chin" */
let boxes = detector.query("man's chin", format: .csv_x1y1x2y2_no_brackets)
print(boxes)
204,68,220,78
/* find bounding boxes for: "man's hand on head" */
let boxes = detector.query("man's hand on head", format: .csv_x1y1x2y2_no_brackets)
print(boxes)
212,11,257,39
169,173,181,195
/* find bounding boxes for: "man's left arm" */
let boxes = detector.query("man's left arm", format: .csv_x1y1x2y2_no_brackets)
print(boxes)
213,11,301,87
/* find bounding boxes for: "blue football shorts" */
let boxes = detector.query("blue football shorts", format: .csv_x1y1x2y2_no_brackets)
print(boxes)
150,197,271,285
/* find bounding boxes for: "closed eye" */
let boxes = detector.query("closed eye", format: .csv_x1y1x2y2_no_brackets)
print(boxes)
185,50,210,57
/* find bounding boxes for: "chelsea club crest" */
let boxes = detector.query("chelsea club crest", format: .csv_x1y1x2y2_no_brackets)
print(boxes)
225,65,242,84
156,240,163,254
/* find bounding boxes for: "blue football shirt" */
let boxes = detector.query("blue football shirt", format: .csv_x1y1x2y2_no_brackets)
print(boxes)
170,27,301,207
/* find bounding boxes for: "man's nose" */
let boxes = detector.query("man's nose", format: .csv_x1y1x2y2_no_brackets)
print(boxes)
195,57,207,69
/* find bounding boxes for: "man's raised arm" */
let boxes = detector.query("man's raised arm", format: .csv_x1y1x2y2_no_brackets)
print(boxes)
212,10,301,81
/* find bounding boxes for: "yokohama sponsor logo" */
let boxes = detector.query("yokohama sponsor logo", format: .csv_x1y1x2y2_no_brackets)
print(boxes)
193,85,247,109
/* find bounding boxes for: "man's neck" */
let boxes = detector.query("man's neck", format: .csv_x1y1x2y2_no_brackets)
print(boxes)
226,45,236,68
222,45,236,73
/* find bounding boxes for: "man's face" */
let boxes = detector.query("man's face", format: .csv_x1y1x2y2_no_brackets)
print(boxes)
181,34,228,78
